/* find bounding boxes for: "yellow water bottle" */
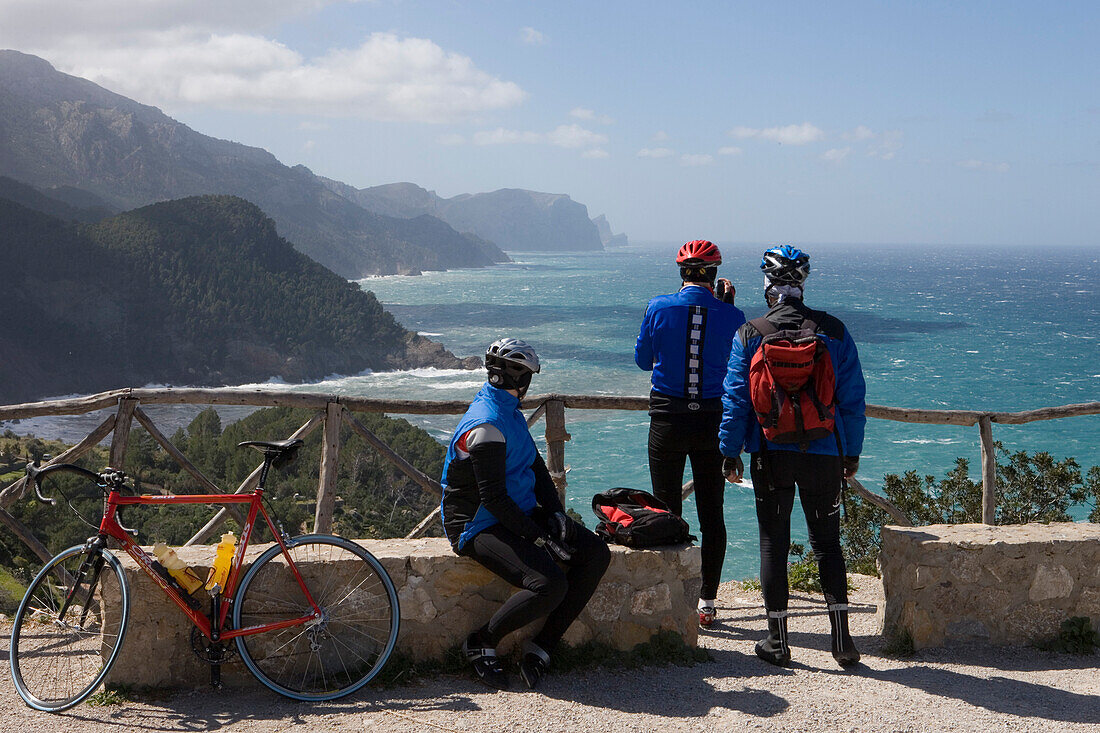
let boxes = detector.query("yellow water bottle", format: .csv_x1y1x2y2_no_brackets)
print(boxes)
153,542,204,595
205,532,237,594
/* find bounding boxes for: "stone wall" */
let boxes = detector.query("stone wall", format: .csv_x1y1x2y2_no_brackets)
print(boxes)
878,522,1100,649
105,538,701,689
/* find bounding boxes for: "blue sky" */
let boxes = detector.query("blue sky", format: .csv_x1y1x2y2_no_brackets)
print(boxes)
1,1,1097,246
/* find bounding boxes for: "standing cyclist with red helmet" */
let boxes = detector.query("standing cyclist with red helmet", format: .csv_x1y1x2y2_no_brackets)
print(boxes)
441,338,611,691
719,244,866,668
635,240,745,627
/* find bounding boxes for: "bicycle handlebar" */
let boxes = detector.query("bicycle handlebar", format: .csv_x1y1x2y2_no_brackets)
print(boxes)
25,463,127,505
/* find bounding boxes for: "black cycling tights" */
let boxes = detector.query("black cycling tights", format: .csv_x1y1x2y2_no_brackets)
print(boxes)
461,522,610,652
648,414,726,600
750,451,849,611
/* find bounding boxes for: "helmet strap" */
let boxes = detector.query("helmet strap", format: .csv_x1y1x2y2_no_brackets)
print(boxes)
487,364,534,395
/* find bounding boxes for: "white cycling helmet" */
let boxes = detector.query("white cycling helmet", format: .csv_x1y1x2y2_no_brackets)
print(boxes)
486,338,540,395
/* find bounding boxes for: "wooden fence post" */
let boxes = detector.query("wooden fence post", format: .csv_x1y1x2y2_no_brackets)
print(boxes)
314,401,343,534
979,415,997,525
544,399,570,503
109,397,138,469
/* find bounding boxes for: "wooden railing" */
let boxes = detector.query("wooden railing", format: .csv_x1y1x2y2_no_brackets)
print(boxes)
1,388,1098,565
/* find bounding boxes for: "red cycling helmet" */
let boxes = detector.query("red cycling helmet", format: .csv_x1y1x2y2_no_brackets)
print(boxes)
676,240,722,267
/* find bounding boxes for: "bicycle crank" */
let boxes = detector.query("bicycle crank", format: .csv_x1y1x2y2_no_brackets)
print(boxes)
190,626,237,665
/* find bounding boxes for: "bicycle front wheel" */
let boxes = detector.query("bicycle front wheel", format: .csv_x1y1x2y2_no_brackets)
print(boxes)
10,544,130,712
233,534,400,700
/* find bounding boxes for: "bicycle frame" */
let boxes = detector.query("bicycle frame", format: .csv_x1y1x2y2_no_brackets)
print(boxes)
101,489,321,641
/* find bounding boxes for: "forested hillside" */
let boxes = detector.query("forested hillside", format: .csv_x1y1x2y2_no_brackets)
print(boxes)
0,194,476,404
0,51,508,277
0,406,444,610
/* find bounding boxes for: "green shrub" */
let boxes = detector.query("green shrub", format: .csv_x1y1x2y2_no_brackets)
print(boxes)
882,628,915,658
842,447,1100,576
1037,616,1099,655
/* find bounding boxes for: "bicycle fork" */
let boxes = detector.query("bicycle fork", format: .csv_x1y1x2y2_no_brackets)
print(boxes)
58,537,108,629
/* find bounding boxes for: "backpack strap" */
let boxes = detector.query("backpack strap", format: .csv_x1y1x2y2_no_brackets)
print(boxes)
749,316,777,337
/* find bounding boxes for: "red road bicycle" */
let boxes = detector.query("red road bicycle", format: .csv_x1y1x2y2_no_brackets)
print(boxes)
8,439,400,712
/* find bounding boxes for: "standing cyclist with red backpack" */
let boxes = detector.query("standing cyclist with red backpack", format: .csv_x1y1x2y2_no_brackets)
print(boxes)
719,244,866,668
635,240,745,628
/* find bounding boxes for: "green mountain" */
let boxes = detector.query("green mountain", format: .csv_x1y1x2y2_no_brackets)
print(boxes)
0,194,476,404
0,175,112,222
0,50,508,277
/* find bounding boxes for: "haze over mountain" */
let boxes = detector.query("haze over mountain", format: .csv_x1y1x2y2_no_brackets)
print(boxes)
593,214,629,247
0,190,478,404
320,179,616,252
0,50,507,278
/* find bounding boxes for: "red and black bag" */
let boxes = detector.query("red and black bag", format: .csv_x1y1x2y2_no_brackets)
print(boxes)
591,488,693,547
748,316,837,451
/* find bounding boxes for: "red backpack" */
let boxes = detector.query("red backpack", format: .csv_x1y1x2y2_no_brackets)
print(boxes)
591,488,693,548
748,316,836,451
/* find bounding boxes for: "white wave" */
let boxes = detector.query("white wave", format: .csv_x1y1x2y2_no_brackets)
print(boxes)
423,380,484,390
365,367,477,379
417,332,444,337
892,438,961,445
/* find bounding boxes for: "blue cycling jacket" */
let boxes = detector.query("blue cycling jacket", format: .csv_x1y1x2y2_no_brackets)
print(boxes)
719,300,866,457
635,285,746,402
440,383,539,549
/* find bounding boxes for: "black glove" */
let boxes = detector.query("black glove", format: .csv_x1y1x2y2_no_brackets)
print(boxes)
538,535,573,563
722,455,744,482
843,456,859,478
547,511,577,548
715,278,736,304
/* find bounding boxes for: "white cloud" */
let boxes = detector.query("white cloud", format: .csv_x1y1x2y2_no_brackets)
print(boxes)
570,107,614,124
729,122,825,145
2,0,527,124
582,148,610,159
436,133,467,146
868,130,903,160
520,26,546,45
547,124,608,149
651,130,669,142
303,139,316,151
473,128,545,145
680,154,713,166
637,147,674,158
298,121,330,131
822,147,851,162
843,125,875,141
471,124,607,151
959,159,1010,173
718,146,743,156
0,0,357,42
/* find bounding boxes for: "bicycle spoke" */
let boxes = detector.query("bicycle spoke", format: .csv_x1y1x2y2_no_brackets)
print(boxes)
11,546,130,712
233,537,398,700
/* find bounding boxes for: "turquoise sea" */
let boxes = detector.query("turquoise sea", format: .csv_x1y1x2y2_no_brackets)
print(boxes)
351,242,1099,579
7,243,1099,580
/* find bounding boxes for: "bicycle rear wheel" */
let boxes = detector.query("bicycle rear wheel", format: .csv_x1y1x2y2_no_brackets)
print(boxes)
233,534,399,700
10,544,130,712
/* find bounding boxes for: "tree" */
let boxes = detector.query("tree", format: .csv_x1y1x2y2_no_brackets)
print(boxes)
842,445,1099,576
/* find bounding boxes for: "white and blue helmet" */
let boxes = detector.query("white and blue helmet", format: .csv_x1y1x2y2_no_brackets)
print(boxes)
760,244,810,286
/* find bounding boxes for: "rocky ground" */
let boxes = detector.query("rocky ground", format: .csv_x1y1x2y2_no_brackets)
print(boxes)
1,576,1097,732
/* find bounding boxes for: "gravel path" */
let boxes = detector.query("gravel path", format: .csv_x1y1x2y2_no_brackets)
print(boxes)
2,576,1098,732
